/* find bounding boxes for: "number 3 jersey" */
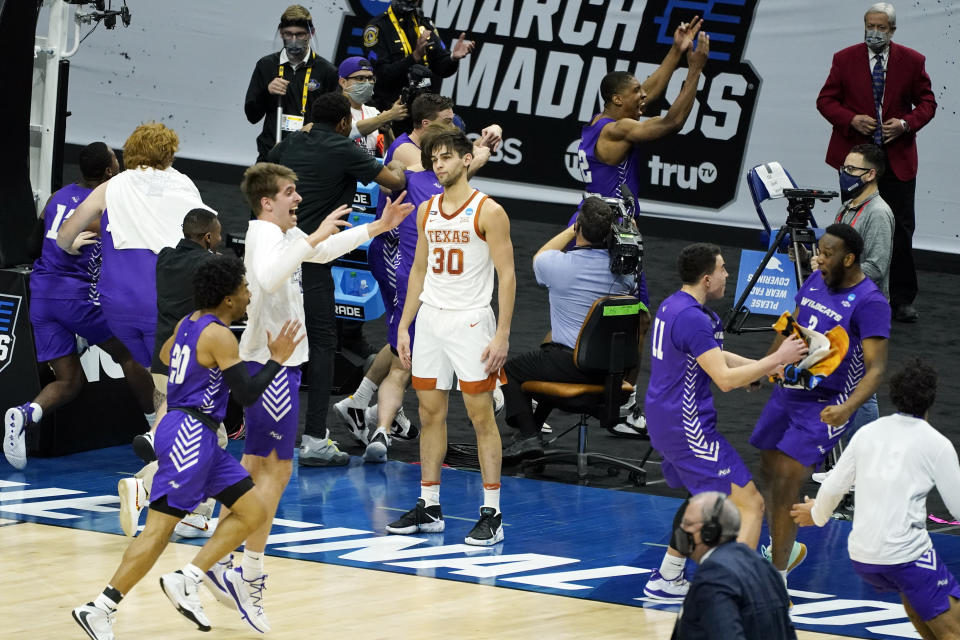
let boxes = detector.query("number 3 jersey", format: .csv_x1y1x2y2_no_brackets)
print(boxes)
791,270,890,394
31,183,100,301
166,313,229,423
420,189,494,310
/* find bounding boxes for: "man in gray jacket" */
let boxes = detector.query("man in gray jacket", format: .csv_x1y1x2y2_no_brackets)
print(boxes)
833,143,894,298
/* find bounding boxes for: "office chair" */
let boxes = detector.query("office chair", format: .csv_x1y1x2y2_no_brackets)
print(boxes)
520,295,649,486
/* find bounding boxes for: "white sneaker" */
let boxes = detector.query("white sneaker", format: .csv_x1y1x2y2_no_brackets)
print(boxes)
174,512,214,538
72,603,116,640
389,406,419,440
363,430,390,463
334,395,368,444
4,403,38,470
299,434,350,467
493,387,505,416
203,555,237,610
367,405,420,440
643,568,690,602
117,478,148,537
620,389,637,418
224,567,271,633
160,570,211,631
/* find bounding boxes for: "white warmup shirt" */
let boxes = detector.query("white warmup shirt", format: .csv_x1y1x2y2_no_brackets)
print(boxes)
349,104,381,156
812,413,960,565
239,220,370,366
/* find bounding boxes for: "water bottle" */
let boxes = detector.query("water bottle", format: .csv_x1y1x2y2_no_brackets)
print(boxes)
359,279,369,299
342,270,360,296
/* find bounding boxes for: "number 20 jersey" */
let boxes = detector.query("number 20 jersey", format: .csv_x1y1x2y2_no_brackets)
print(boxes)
419,189,494,311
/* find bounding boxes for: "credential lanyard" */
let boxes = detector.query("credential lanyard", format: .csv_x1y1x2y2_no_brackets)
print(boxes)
387,6,428,67
278,51,315,116
835,196,873,227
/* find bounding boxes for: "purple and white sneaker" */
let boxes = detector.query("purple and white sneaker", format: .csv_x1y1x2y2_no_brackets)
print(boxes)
642,568,690,602
4,403,39,470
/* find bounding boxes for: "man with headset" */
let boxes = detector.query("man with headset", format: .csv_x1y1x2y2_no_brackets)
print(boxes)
671,492,797,640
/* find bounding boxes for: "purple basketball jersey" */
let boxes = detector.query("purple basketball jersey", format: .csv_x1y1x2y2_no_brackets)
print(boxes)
31,183,101,301
384,131,415,166
165,313,229,423
98,210,158,319
793,271,890,394
579,116,642,210
645,291,723,448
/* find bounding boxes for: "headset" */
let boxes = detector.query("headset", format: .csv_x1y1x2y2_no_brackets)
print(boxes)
699,495,726,546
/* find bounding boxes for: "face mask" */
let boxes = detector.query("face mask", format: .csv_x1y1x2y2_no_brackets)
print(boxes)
838,170,867,201
864,29,890,53
284,41,307,58
346,82,375,105
671,526,696,558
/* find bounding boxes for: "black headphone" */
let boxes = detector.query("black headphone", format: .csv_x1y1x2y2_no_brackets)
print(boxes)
700,495,726,546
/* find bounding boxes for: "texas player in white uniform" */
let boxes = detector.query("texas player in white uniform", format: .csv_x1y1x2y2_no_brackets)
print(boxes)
390,128,516,546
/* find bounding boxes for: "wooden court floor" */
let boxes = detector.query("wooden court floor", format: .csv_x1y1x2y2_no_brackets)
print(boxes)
0,522,858,640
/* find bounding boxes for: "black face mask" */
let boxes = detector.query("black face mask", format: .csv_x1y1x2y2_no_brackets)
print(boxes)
671,526,696,558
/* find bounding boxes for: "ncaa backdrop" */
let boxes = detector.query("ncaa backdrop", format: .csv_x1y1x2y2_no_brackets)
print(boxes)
48,0,959,253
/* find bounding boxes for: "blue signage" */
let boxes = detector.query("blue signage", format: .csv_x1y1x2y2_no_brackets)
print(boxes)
733,249,797,317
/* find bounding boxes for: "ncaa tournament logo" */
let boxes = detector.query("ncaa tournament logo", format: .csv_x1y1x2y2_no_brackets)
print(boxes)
0,294,22,374
334,0,761,210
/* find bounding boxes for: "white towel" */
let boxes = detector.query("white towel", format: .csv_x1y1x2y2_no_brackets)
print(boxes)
104,166,216,253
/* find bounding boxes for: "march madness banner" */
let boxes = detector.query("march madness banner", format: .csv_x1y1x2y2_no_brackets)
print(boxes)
334,0,761,209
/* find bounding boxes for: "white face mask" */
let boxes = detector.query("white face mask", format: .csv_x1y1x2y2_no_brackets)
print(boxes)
346,82,375,105
864,29,891,53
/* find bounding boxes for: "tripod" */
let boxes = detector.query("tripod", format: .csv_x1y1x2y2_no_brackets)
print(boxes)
724,189,837,334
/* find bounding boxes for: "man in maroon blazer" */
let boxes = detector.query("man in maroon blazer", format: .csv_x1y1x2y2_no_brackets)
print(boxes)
816,2,936,323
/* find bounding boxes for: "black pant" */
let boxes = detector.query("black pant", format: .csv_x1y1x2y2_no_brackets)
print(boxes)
502,343,599,438
301,262,337,439
878,164,918,306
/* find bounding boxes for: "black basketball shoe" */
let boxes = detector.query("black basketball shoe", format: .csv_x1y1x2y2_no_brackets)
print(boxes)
385,498,444,534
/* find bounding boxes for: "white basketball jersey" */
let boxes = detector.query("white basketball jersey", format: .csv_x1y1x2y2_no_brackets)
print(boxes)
420,189,494,310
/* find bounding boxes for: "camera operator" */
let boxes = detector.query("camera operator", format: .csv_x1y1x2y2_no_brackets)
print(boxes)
245,5,338,161
362,0,475,112
500,197,639,461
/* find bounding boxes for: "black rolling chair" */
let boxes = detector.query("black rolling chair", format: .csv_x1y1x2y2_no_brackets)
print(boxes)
520,295,650,486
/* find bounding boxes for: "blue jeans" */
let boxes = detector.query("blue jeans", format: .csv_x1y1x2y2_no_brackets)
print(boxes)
846,393,879,439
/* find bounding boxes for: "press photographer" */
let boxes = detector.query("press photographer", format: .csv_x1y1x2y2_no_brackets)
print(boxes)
362,0,475,112
500,196,642,460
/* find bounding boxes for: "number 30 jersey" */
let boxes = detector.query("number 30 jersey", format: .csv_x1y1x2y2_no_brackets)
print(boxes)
166,313,229,422
419,189,495,310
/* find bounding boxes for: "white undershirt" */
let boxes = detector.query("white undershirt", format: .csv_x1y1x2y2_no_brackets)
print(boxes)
349,103,382,156
811,413,960,565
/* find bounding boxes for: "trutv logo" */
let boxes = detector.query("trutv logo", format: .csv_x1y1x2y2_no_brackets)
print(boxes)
647,156,718,190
